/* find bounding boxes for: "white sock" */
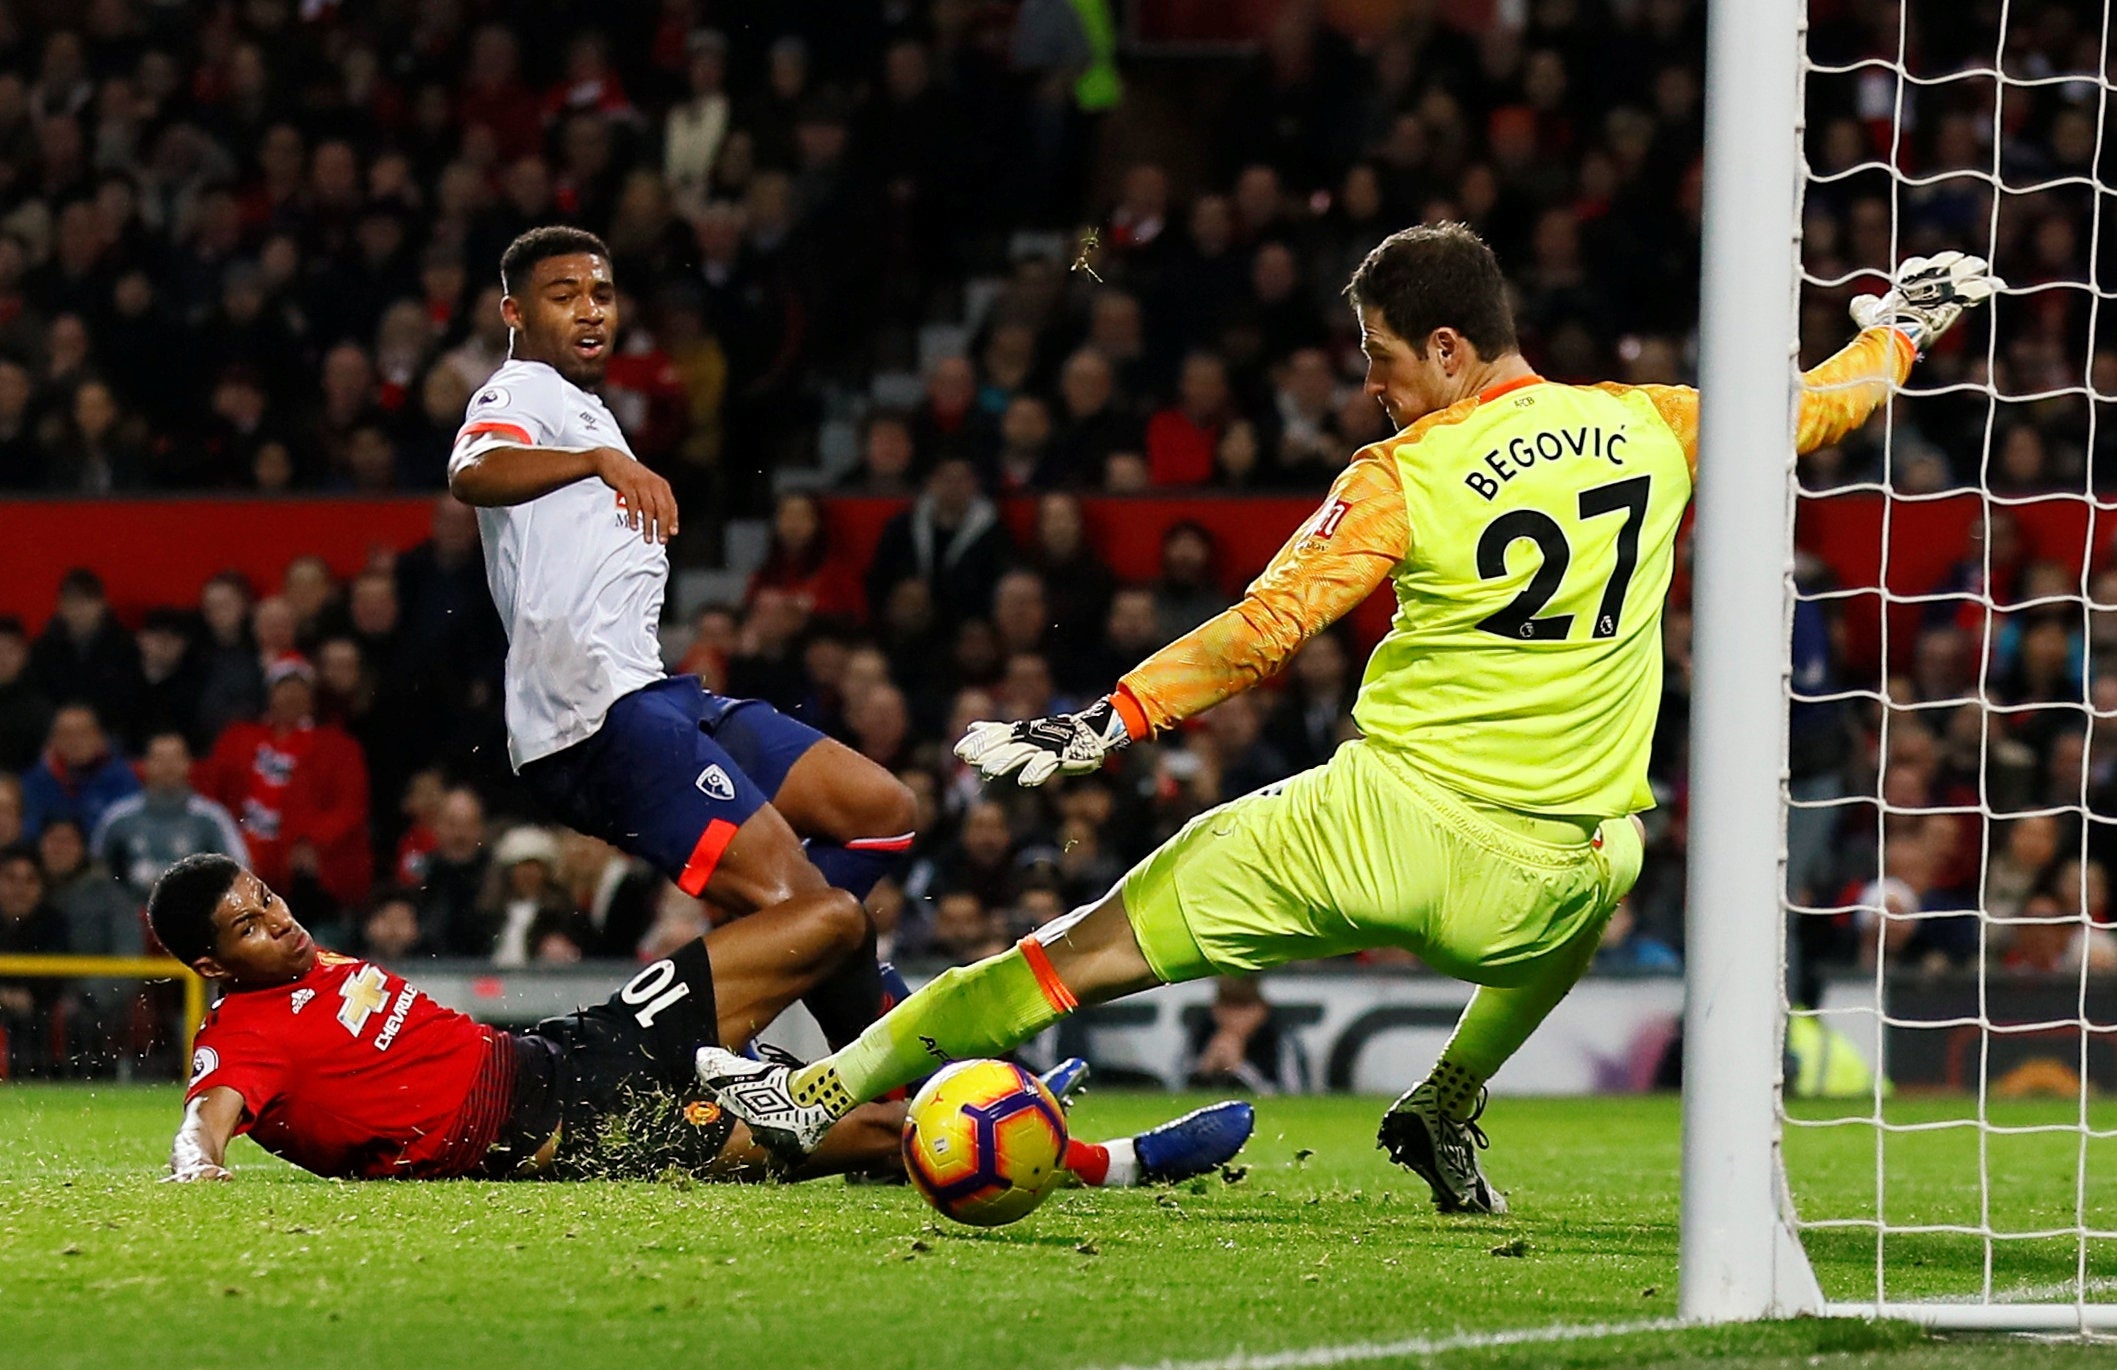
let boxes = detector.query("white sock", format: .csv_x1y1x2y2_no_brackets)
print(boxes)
1100,1137,1138,1188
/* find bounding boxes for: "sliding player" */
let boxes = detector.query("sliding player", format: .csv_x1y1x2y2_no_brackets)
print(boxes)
699,226,1996,1212
155,854,1251,1186
447,227,914,1050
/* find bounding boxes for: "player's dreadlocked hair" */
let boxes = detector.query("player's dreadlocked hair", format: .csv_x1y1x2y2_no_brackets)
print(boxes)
148,853,243,966
499,225,613,295
1346,222,1518,360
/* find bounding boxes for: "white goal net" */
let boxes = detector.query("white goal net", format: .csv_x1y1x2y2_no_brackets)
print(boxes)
1686,0,2117,1334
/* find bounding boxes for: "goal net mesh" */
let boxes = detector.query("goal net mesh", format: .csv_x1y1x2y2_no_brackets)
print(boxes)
1783,0,2117,1320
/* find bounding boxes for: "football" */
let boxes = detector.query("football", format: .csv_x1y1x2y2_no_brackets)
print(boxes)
901,1059,1069,1227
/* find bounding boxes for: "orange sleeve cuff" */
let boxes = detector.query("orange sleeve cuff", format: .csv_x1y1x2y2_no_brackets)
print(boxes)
1017,937,1079,1015
1111,687,1150,742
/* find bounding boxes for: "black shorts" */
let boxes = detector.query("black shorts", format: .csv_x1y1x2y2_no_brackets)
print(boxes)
488,940,735,1179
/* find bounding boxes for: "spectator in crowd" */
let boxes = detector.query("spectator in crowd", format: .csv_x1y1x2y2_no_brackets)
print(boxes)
911,355,995,469
843,408,918,496
1593,898,1683,974
1271,347,1347,481
2002,855,2117,974
0,615,53,773
1049,348,1141,487
0,776,21,851
933,799,1019,911
1197,693,1294,803
1186,975,1307,1095
1264,629,1356,772
1152,521,1231,645
192,572,264,749
92,731,247,905
0,846,66,1077
845,681,913,771
135,607,203,746
28,569,144,744
356,888,430,963
1986,814,2063,924
196,654,371,916
555,829,660,960
1022,493,1118,692
417,786,492,957
393,496,506,765
390,769,447,887
747,491,860,619
926,887,1009,966
1146,352,1236,487
20,703,139,842
36,816,140,1065
479,825,589,968
864,456,1013,628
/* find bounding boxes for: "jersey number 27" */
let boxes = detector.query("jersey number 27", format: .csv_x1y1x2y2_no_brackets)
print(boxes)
1474,475,1652,642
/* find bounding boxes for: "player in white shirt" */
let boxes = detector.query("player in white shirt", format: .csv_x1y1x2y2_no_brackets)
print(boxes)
447,227,917,1049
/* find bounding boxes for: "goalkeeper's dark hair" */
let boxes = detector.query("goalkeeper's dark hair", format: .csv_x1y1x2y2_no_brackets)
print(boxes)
1346,222,1517,359
499,225,612,295
148,853,244,965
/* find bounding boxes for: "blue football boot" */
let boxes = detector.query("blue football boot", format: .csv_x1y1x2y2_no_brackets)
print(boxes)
1132,1100,1256,1183
1037,1056,1092,1108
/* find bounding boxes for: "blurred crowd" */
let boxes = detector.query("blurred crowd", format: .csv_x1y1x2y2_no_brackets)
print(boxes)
1771,1,2117,999
0,0,1729,516
6,0,2117,1079
1796,1,2117,498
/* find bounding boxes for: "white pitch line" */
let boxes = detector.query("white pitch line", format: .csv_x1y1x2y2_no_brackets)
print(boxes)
1992,1277,2117,1305
1091,1317,1690,1370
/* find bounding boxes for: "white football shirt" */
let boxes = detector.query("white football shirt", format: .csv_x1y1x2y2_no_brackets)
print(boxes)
450,358,668,769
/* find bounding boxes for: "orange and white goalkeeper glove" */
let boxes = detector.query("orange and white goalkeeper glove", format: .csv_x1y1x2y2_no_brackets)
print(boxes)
955,697,1130,788
1849,250,2000,351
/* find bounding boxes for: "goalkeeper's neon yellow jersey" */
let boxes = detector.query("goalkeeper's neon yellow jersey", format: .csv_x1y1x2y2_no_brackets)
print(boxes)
1110,327,1915,818
1350,374,1691,815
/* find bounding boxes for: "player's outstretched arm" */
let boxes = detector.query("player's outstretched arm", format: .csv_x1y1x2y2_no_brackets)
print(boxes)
449,443,679,543
1797,251,2001,455
166,1087,243,1182
957,459,1408,787
1626,252,2001,471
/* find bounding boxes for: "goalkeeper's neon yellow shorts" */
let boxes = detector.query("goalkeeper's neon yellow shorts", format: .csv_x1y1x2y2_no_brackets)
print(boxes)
1118,738,1644,987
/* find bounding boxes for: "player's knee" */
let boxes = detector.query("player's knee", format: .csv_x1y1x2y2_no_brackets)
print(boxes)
709,812,828,912
816,887,871,960
831,762,917,841
865,773,918,840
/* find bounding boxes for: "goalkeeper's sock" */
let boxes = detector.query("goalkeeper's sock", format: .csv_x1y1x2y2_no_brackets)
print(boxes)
791,938,1078,1110
1427,913,1606,1120
1423,1058,1487,1123
1064,1137,1136,1188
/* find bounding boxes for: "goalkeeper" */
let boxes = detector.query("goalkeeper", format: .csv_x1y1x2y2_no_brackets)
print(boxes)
700,225,1996,1213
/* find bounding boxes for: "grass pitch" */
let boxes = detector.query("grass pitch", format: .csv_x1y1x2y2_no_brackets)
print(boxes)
1,1086,2112,1369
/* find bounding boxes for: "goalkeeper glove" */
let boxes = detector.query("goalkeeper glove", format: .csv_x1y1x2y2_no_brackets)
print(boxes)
955,697,1131,788
1848,250,2000,352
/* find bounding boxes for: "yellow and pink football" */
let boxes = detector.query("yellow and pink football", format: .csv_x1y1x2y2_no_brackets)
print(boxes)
901,1059,1069,1227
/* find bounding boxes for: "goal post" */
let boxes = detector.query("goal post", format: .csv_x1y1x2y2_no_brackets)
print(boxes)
1682,0,1818,1324
1686,0,2117,1333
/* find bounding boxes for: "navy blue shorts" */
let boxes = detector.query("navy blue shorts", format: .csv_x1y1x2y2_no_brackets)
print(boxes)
519,677,827,897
